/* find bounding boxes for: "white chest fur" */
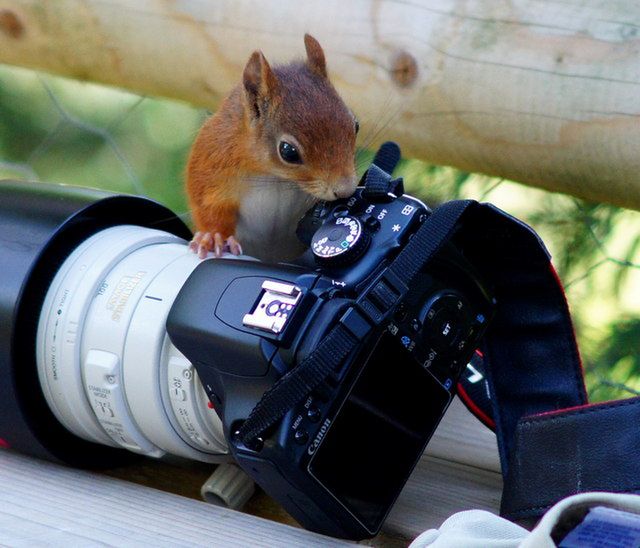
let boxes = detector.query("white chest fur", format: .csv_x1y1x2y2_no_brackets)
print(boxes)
236,178,317,263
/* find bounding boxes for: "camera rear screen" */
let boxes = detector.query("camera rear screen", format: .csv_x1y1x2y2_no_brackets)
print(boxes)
308,332,451,532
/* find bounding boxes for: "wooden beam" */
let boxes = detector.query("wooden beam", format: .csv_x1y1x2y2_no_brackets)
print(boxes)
0,399,500,544
1,0,637,209
0,450,350,546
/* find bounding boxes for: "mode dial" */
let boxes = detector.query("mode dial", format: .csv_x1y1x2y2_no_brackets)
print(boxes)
311,216,370,266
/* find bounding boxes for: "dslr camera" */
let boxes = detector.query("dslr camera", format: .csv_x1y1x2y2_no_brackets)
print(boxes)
0,146,494,540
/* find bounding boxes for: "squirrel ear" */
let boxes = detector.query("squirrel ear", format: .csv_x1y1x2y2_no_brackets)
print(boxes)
304,34,327,78
242,50,279,119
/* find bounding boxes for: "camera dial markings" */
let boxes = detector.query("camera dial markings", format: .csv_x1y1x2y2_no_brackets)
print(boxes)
311,215,370,265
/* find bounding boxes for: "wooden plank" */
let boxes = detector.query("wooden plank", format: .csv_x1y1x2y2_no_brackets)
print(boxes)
101,458,408,546
425,397,500,473
0,397,501,545
389,456,502,539
0,448,499,546
0,450,351,547
103,397,503,544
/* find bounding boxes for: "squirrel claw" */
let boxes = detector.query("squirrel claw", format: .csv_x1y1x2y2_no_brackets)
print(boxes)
190,231,214,259
188,232,202,253
226,235,243,256
189,231,243,259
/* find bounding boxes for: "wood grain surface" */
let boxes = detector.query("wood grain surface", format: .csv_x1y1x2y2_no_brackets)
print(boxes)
0,398,500,545
0,1,638,208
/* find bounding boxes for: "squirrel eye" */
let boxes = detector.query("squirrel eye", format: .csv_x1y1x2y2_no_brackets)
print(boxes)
278,141,302,164
355,120,360,135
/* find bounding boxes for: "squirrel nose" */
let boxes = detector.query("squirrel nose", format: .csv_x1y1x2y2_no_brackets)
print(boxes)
332,176,357,199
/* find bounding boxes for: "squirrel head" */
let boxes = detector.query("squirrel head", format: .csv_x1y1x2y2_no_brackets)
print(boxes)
241,34,358,201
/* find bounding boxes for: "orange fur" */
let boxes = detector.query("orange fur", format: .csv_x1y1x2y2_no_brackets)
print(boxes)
186,34,358,259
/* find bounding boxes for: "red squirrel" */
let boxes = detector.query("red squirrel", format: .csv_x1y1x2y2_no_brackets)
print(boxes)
186,34,358,262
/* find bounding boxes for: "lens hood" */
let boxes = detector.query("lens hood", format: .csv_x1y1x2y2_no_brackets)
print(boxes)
0,180,190,467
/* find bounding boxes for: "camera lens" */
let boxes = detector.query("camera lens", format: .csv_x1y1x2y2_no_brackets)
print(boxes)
36,225,229,463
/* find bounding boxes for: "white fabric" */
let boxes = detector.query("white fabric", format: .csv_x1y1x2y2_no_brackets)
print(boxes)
521,492,640,548
410,492,640,548
409,510,526,547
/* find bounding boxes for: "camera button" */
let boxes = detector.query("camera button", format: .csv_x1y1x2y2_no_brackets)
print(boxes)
361,214,381,232
333,205,350,217
307,407,321,423
294,429,309,445
422,293,472,353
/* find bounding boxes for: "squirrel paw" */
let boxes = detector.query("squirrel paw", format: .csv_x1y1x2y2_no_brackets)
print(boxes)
189,231,243,259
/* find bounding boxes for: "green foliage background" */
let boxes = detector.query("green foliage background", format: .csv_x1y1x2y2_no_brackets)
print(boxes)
1,64,639,402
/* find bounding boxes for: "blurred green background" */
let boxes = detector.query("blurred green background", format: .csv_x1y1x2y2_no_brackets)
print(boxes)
1,64,639,402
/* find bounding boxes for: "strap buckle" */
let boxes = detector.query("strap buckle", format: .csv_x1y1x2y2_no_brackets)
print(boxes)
362,165,405,202
356,268,409,325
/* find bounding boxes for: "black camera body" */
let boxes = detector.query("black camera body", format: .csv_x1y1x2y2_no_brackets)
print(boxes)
167,185,495,538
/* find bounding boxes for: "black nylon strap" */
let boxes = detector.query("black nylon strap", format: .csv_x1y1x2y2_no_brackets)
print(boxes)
447,205,640,521
371,141,401,175
501,397,640,521
441,205,589,521
390,200,474,283
237,199,477,445
362,165,404,200
446,206,586,465
237,324,357,444
373,141,401,174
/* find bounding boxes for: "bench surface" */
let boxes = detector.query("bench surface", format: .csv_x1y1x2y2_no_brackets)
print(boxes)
0,398,501,546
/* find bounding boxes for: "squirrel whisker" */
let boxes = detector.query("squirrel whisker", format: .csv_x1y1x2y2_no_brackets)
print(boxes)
356,93,404,153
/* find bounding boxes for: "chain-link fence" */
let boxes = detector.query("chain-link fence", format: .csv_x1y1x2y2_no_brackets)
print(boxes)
1,64,639,402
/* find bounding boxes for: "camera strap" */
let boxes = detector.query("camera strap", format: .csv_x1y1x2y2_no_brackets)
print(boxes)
361,142,404,200
452,206,640,523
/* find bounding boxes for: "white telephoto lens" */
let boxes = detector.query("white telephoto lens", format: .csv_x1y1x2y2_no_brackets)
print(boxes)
36,225,230,463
